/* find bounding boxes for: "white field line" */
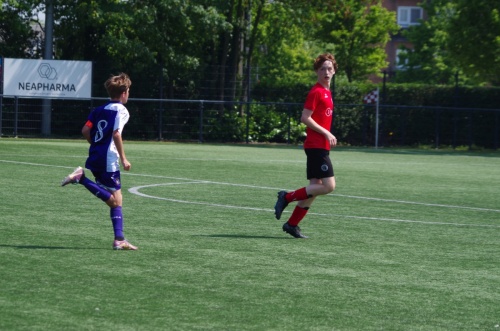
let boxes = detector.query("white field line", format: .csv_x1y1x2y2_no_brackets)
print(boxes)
2,159,499,227
129,182,500,228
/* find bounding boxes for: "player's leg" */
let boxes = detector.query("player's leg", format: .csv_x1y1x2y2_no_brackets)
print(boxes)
281,150,335,238
61,167,113,202
305,176,336,197
107,189,136,250
62,168,136,250
275,149,335,220
94,172,137,251
281,180,318,239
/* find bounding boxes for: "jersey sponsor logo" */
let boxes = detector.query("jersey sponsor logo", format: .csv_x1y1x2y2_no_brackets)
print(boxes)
94,120,108,142
326,108,332,116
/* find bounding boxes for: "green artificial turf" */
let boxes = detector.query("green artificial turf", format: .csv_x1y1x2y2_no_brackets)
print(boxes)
0,139,499,330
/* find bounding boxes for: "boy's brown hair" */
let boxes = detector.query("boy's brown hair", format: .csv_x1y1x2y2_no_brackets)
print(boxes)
104,73,132,99
313,53,338,71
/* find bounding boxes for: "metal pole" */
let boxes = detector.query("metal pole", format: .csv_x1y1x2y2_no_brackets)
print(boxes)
0,57,3,137
158,60,164,141
41,0,54,136
452,71,459,148
330,74,336,137
495,112,498,150
0,94,3,137
435,109,440,149
245,0,251,144
375,87,380,148
14,96,19,137
287,104,291,144
198,101,204,142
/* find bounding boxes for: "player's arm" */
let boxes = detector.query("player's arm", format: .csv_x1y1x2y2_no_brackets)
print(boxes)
113,130,131,171
81,121,92,144
301,108,337,147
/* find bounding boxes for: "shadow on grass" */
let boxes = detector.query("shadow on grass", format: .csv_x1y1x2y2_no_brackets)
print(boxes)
0,244,105,250
195,234,292,240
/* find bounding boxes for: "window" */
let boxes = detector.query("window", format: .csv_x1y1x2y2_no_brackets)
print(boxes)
395,48,420,70
397,6,423,27
395,49,409,70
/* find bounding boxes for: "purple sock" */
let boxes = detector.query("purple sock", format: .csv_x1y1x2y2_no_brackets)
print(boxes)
80,177,112,202
110,206,124,240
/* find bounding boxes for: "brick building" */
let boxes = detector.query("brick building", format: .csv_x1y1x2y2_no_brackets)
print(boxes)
379,0,427,80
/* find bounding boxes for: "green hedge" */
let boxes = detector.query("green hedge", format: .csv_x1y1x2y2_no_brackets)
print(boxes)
253,81,500,109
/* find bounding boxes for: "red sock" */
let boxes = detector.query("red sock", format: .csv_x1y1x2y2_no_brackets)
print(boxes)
285,187,309,203
287,206,309,226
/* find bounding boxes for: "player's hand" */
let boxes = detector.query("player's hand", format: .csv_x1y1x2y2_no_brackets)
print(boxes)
325,132,337,147
122,159,131,171
331,135,337,147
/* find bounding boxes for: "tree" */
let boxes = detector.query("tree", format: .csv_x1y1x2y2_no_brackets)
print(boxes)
398,0,500,86
252,0,317,87
53,0,229,98
0,0,44,58
395,1,460,85
446,0,500,85
312,0,399,82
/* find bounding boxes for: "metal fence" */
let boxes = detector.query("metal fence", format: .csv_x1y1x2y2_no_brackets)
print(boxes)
1,95,499,149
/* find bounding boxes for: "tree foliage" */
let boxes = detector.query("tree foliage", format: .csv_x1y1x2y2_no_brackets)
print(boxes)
53,0,230,98
0,0,43,58
253,1,317,86
311,0,399,82
5,0,496,102
447,0,500,84
397,0,500,85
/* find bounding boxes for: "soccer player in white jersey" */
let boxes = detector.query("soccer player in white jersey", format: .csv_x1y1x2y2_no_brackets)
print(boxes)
61,73,137,250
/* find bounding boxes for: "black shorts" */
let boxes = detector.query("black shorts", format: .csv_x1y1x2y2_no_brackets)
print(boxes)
305,148,334,179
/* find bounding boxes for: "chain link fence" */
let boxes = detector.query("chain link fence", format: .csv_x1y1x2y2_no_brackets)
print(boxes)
0,95,499,149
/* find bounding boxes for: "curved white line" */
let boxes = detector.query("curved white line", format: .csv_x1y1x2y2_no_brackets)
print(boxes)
128,183,500,228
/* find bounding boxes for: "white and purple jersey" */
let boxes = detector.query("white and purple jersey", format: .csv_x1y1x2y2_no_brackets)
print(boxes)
85,101,130,172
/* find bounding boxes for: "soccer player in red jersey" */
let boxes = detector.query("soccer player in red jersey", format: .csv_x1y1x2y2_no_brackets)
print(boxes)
274,53,338,238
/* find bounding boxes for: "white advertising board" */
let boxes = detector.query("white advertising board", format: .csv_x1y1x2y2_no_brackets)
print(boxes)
3,58,92,98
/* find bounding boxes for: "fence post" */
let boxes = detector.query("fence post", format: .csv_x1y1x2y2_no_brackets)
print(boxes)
452,111,458,148
158,61,164,141
158,105,163,141
399,107,406,146
287,104,291,144
435,109,440,149
495,112,499,150
14,96,19,137
0,94,3,137
199,101,204,142
452,71,459,149
246,101,250,144
468,110,473,149
362,106,368,145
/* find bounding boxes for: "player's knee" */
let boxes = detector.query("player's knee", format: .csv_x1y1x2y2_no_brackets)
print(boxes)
106,197,120,208
324,182,336,194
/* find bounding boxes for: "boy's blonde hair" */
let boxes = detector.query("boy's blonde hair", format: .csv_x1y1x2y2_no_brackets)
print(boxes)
104,73,132,99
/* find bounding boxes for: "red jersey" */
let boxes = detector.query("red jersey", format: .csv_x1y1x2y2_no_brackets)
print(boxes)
303,83,334,150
